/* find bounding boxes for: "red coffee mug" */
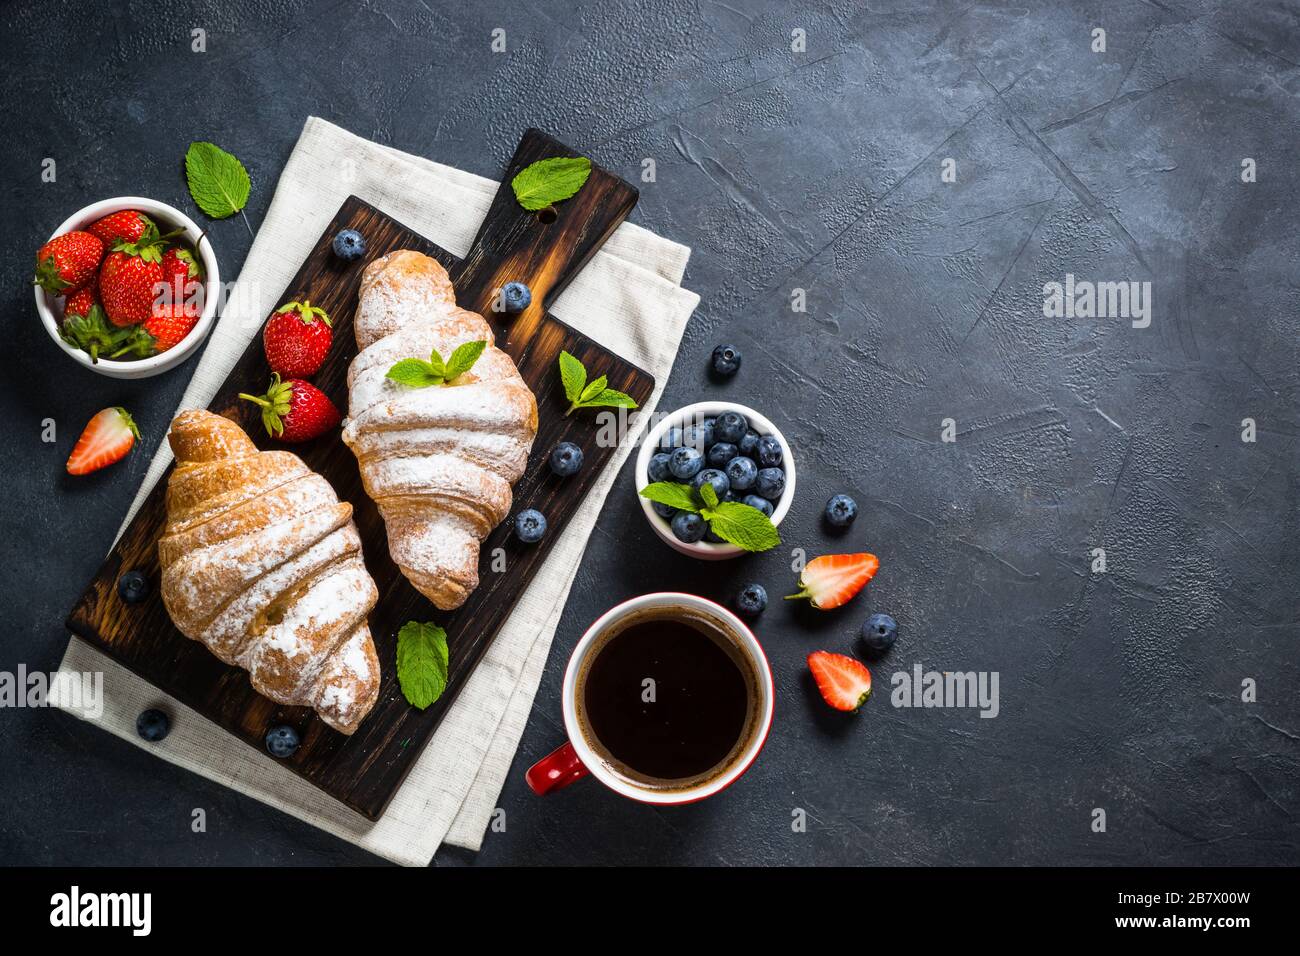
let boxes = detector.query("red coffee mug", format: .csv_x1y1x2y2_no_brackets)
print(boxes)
526,592,774,805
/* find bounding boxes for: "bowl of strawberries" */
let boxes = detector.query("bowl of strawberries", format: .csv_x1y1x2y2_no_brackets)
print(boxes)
33,196,220,379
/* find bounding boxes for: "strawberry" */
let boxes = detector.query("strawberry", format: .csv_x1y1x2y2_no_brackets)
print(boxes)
239,374,340,442
143,307,197,353
149,245,205,344
34,231,104,294
64,277,99,318
785,553,880,610
66,407,140,475
160,245,203,289
262,300,333,378
807,651,872,712
99,223,169,327
86,209,154,247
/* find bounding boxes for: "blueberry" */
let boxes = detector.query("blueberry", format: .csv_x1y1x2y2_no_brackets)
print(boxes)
332,228,366,261
682,420,713,450
714,410,748,444
514,508,547,543
648,452,673,483
549,441,583,477
725,455,758,491
704,528,725,543
651,501,677,519
670,511,706,543
707,442,739,468
711,344,742,377
500,281,532,314
669,446,704,480
136,709,169,742
755,467,785,501
825,494,858,527
742,494,774,517
738,428,761,457
265,724,300,758
736,583,767,616
117,570,149,604
756,435,784,468
861,613,898,654
691,468,730,501
723,489,740,503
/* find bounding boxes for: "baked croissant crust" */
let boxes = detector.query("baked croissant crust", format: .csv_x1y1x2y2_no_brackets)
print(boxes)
159,409,380,735
342,251,538,610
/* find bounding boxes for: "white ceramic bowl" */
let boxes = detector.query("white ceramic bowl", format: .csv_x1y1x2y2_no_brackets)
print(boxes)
635,401,797,560
34,196,220,379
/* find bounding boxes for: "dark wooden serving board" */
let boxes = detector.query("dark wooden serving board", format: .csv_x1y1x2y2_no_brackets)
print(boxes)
66,130,653,820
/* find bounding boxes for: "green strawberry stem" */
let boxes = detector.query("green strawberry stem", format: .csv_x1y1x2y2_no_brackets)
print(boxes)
238,374,293,438
784,588,811,601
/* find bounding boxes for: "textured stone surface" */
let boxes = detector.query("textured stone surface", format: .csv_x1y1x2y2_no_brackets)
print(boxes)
2,0,1297,866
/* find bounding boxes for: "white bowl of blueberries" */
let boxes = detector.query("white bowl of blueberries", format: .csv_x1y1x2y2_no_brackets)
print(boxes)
635,401,796,560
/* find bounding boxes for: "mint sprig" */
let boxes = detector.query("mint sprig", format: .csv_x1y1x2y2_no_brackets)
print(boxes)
396,621,450,710
511,156,592,211
639,480,781,552
559,350,638,416
387,340,486,388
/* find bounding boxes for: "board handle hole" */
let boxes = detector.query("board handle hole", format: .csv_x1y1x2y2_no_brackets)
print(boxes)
536,206,558,225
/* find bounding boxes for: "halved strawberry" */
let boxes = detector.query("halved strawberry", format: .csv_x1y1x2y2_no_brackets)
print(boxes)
66,407,140,475
785,553,879,609
808,651,872,712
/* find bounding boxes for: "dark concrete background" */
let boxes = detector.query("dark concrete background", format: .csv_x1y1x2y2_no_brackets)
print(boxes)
2,0,1297,866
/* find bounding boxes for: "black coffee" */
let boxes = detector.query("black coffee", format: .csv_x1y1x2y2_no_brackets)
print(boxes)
577,610,756,788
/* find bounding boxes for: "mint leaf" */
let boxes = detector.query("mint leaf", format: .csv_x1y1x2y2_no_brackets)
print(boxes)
396,621,450,709
699,482,720,510
584,388,638,409
579,375,608,403
705,501,781,552
558,350,586,402
387,358,443,387
444,340,486,381
639,481,700,513
185,142,251,219
511,156,592,211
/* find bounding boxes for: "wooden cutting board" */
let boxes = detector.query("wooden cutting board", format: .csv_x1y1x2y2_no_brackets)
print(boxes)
66,129,654,821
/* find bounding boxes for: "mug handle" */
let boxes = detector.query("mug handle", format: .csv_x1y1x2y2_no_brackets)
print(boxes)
525,741,590,795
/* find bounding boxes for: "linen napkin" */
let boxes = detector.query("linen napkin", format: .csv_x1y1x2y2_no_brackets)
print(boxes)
52,117,698,865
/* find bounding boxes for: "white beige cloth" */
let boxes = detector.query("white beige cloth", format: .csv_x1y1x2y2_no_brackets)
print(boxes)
52,117,698,865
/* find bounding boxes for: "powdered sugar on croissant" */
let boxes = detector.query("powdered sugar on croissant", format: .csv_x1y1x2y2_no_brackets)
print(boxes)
159,409,380,734
342,251,538,610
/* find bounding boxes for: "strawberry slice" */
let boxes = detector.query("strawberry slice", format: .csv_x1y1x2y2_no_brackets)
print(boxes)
785,552,879,609
66,407,140,475
808,651,872,712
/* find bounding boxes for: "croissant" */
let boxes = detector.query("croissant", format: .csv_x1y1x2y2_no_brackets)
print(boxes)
158,409,380,734
342,251,538,610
